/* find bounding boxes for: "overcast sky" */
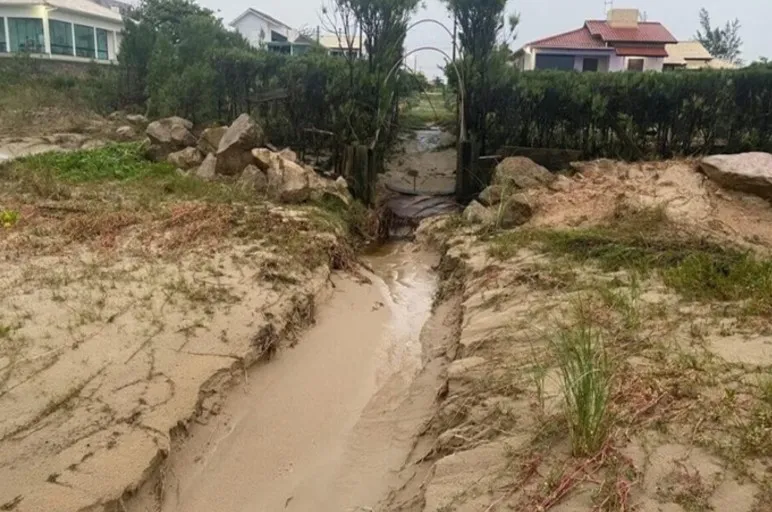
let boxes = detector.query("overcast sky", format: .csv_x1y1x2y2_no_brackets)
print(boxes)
197,0,768,77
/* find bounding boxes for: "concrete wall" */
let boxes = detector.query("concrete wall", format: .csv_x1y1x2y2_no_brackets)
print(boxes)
0,5,122,62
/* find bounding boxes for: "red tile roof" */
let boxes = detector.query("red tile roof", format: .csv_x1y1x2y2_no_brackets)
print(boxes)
527,20,677,51
615,46,669,57
528,27,608,49
585,21,677,44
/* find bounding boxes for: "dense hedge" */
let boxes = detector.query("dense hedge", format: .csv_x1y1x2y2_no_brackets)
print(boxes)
484,68,772,159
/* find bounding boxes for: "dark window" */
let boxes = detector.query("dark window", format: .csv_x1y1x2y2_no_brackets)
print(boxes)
49,20,73,55
270,30,287,42
534,54,575,71
627,58,644,72
0,18,6,52
582,58,599,72
74,24,95,58
96,28,109,60
8,18,45,53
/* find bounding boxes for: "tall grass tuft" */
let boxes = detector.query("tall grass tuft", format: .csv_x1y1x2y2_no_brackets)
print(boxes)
553,324,613,456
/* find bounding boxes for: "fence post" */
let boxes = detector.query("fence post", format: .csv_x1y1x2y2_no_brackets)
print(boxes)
455,139,475,204
350,144,372,206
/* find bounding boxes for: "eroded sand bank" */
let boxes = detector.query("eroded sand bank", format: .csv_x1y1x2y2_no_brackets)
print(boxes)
128,243,458,512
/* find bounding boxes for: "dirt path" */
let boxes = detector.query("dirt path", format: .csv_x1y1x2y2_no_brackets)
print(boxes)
129,243,455,512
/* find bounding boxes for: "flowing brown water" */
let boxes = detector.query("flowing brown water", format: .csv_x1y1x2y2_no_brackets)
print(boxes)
140,242,448,512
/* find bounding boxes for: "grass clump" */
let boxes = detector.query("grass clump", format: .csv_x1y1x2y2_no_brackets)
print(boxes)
15,142,173,183
553,324,613,456
489,205,772,310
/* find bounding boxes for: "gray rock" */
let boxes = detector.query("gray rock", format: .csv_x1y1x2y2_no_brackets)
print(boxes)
115,125,136,141
145,116,195,161
237,164,268,194
215,114,265,176
197,126,228,155
495,193,533,229
194,153,217,181
278,147,297,163
463,200,493,225
700,153,772,200
252,148,275,171
266,158,311,204
168,147,203,170
493,156,555,190
126,114,148,125
478,185,503,206
548,175,572,192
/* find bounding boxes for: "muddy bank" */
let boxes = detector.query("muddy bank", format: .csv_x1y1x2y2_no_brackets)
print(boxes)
387,160,772,511
126,243,460,512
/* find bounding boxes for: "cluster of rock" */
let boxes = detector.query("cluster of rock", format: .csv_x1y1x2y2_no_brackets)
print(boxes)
144,114,349,204
111,112,150,141
464,156,570,228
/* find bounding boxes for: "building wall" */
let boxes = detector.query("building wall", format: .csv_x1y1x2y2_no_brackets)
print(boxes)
233,13,297,49
0,5,122,61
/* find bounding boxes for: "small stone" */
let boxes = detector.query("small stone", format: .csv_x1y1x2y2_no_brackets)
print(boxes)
115,125,136,141
548,175,572,192
478,185,503,206
463,200,493,225
167,147,203,170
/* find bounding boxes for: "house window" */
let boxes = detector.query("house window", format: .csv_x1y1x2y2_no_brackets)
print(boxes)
0,18,6,53
271,30,287,42
74,24,95,58
49,20,74,55
582,58,599,72
534,54,575,71
96,28,109,60
627,58,645,72
8,18,45,53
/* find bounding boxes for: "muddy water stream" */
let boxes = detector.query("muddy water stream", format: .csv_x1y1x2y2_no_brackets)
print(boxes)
148,242,448,512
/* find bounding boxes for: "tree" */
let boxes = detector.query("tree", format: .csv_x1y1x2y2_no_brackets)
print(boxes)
443,0,517,152
695,8,743,64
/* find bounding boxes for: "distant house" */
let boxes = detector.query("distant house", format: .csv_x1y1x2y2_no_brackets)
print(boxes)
0,0,124,63
664,41,738,70
318,33,363,58
514,9,677,72
230,8,311,56
230,8,364,58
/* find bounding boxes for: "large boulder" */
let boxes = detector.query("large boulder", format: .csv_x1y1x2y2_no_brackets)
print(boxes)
145,116,195,161
495,193,533,229
237,164,268,194
700,153,772,200
168,147,203,170
493,157,555,190
252,148,277,171
215,114,265,176
197,126,228,155
266,158,312,204
194,153,217,181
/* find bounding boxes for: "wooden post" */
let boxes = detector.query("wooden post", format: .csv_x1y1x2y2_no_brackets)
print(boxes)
351,144,371,206
455,139,474,203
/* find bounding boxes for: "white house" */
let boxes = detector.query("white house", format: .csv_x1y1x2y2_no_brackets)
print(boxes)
514,9,677,73
230,8,364,58
229,8,311,56
0,0,124,63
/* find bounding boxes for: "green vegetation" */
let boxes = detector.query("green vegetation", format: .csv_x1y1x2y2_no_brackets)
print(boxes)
448,67,772,159
17,143,172,183
401,91,455,130
552,324,613,456
489,208,772,311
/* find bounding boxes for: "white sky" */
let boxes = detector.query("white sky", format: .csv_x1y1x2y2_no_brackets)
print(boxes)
198,0,768,77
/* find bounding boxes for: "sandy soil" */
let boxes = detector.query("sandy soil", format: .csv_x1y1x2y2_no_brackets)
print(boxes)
388,159,772,511
382,130,456,196
125,243,459,512
0,188,355,511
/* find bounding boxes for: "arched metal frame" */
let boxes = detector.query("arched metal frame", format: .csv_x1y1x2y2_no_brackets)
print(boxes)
377,47,466,147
